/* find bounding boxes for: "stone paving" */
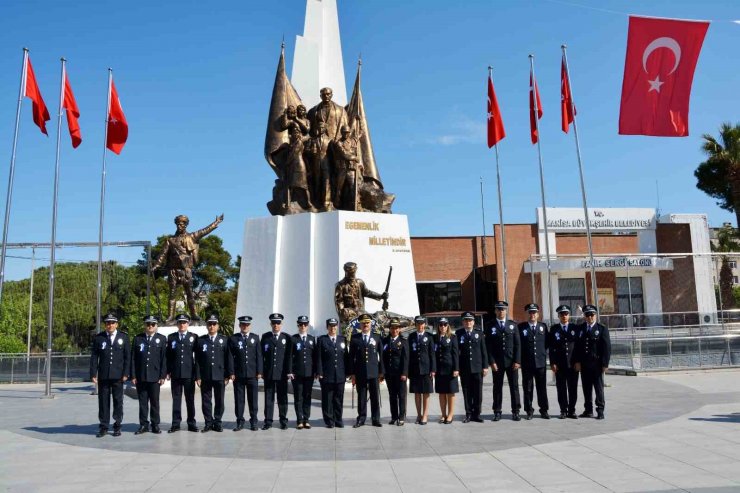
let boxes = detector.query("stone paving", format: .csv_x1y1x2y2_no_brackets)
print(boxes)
1,370,739,492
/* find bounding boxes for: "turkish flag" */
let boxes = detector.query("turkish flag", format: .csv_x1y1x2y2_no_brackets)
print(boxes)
561,56,575,133
106,78,128,154
24,57,50,135
487,74,506,147
618,15,709,137
529,69,543,144
63,74,82,148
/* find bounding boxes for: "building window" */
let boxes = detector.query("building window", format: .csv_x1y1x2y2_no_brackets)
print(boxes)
558,278,586,313
417,282,462,313
734,276,739,285
730,261,737,269
616,277,644,314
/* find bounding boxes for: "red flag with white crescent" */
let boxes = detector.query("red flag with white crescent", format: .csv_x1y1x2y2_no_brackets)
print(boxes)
63,73,82,148
487,74,506,147
529,69,543,144
561,55,575,133
106,78,128,154
24,57,50,135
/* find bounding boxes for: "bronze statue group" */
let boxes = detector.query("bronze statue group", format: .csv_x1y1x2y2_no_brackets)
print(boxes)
89,301,611,437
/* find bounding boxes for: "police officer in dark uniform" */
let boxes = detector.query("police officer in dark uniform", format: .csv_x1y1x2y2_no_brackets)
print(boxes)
349,313,384,427
456,311,488,423
382,318,409,426
166,313,199,433
408,315,436,425
228,315,262,431
195,315,233,432
261,313,292,430
548,305,580,419
519,303,549,420
574,304,611,420
289,315,317,429
90,313,130,437
316,318,348,428
131,315,167,434
485,301,522,422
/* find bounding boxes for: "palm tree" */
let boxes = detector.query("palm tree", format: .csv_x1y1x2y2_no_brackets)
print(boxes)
696,123,740,226
712,224,740,309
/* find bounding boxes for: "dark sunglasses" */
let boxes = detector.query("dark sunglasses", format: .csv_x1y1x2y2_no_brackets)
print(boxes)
298,323,308,326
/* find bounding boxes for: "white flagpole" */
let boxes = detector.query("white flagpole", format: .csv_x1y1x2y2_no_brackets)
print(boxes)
529,54,555,324
0,48,29,304
45,57,66,398
562,45,599,314
97,69,112,332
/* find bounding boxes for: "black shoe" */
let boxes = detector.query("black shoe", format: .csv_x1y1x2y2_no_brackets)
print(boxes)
397,420,404,426
167,426,180,434
187,425,199,432
112,429,122,437
95,428,107,438
279,423,288,430
462,416,471,423
596,412,605,420
567,413,578,419
579,411,593,418
559,412,567,419
493,412,501,422
233,423,244,431
250,424,257,431
540,412,550,420
526,412,533,420
471,416,484,423
326,423,335,429
213,424,223,432
512,413,521,422
372,421,382,427
353,420,365,428
134,426,148,435
262,423,272,430
389,419,397,426
201,425,213,433
304,422,311,429
151,426,162,434
335,422,344,428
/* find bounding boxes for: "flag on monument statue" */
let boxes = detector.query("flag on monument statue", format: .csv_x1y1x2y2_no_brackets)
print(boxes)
529,69,543,144
618,15,709,137
24,57,50,136
560,55,575,133
63,73,82,148
487,74,505,147
106,78,128,154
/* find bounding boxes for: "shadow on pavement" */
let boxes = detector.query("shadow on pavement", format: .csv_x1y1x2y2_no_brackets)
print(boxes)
24,423,140,435
689,413,740,423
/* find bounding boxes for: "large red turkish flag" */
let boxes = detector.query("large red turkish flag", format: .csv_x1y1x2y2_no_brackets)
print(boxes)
487,74,506,147
63,74,82,148
529,70,543,144
106,78,128,154
618,15,709,137
24,57,50,135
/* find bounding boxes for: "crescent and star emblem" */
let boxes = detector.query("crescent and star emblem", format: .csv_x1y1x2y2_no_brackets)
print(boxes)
642,37,681,93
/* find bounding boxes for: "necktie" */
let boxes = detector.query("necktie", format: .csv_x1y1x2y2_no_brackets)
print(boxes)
302,336,306,344
364,335,368,345
331,337,335,345
211,336,215,343
563,325,567,332
499,321,504,329
147,335,151,344
180,333,184,341
110,333,115,346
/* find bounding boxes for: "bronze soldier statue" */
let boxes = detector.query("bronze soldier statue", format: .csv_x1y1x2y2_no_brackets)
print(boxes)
332,125,363,211
334,262,388,324
152,214,224,323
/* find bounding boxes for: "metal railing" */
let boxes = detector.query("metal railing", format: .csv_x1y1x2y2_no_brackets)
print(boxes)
610,333,740,371
0,353,89,384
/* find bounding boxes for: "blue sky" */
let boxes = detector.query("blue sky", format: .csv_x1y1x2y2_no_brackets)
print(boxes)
0,0,737,280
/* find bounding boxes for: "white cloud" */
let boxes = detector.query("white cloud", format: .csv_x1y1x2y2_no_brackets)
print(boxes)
427,112,486,146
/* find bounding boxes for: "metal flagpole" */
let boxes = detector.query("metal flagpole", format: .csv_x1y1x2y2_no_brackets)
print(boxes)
479,177,487,265
44,58,67,399
97,69,112,333
26,247,35,374
0,48,29,305
561,45,599,312
494,144,509,302
529,55,555,324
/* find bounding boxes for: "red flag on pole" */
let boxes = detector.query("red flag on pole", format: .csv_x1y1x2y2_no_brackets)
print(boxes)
487,74,506,147
529,70,543,144
24,57,50,136
561,56,575,133
618,15,709,137
63,74,81,148
106,79,128,154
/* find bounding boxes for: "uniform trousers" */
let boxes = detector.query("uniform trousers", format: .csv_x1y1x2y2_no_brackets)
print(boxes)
201,379,225,426
264,379,289,425
233,377,259,425
460,372,483,418
292,376,314,422
170,378,196,427
581,366,605,413
555,367,579,414
522,367,549,413
355,376,380,423
97,379,124,429
320,380,345,425
492,366,521,413
135,381,161,427
386,374,407,421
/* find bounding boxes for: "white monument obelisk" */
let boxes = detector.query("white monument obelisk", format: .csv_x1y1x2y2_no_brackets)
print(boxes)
291,0,347,107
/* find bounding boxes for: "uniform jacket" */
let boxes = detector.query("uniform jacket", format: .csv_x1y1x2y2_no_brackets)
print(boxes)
316,334,348,384
166,330,197,379
548,323,579,369
261,331,292,381
485,319,521,369
195,333,233,381
228,331,263,379
349,332,384,379
435,333,459,376
455,328,488,375
574,322,611,369
290,333,317,378
90,331,130,381
382,335,409,377
131,332,167,382
408,331,436,377
518,322,548,370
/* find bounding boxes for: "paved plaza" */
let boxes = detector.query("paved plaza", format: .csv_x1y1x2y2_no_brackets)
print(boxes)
1,370,739,492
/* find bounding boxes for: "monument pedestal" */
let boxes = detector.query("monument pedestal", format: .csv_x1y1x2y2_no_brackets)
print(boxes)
236,211,419,336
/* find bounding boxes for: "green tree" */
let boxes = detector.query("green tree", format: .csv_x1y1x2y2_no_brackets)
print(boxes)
695,122,740,226
712,224,740,309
